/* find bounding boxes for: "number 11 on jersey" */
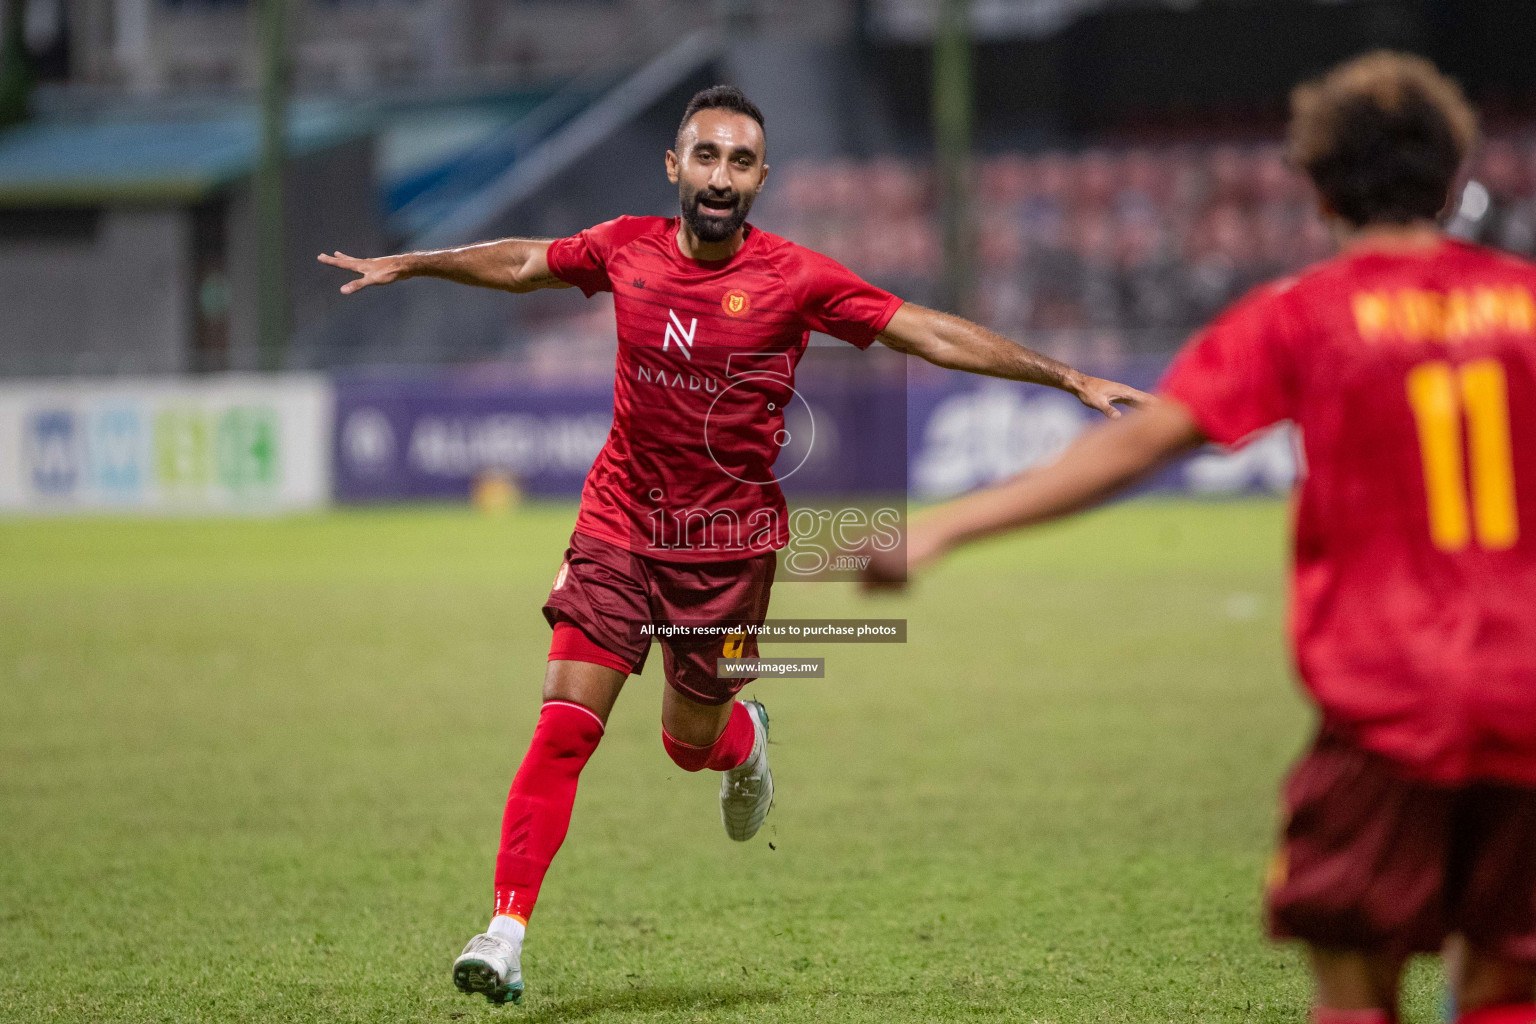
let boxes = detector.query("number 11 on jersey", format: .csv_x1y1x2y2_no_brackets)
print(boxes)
1406,357,1519,552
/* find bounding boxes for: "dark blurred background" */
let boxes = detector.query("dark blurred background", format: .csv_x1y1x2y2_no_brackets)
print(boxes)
3,0,1535,379
2,0,1534,513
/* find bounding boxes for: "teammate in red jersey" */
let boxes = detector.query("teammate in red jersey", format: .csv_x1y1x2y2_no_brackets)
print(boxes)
867,52,1536,1024
321,85,1148,1004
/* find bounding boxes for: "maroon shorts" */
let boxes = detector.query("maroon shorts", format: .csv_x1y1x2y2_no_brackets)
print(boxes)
541,530,776,706
1267,728,1536,961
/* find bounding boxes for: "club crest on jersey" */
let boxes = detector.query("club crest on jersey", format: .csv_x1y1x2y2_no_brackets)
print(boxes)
663,309,697,360
722,289,751,318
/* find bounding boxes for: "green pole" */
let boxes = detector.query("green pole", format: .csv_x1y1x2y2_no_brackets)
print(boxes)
932,0,973,317
255,0,290,371
0,0,32,129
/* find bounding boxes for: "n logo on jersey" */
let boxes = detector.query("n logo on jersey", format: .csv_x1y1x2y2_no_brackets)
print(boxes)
664,309,698,361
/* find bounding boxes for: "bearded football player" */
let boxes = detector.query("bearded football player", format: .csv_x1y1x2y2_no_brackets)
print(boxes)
322,85,1147,1005
867,53,1536,1024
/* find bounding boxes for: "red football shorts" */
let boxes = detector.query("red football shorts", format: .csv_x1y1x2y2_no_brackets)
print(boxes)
1267,728,1536,961
541,531,775,706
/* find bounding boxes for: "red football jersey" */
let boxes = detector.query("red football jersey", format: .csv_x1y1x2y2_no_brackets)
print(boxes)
545,216,903,563
1162,238,1536,785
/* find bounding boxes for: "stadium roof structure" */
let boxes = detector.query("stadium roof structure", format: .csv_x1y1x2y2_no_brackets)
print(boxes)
0,105,370,206
410,29,721,248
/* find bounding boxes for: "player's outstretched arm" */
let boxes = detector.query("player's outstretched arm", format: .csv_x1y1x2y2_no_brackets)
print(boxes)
317,238,571,295
863,399,1205,589
876,303,1151,417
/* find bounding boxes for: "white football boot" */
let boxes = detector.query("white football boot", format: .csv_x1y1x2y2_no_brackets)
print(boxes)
720,699,774,841
452,931,524,1005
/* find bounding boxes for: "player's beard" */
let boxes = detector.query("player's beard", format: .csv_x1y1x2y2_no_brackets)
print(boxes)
680,183,756,244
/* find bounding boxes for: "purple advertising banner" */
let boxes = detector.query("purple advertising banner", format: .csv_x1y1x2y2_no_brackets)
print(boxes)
334,375,614,502
332,347,912,504
333,356,1296,504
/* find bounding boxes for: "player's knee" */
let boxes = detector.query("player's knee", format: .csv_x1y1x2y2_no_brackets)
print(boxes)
532,701,605,763
661,728,712,772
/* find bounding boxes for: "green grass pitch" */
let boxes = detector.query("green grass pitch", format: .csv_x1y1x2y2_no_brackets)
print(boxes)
1,500,1447,1023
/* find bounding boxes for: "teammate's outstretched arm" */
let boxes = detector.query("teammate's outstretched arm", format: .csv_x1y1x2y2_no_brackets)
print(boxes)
876,302,1152,417
318,238,571,295
864,398,1205,588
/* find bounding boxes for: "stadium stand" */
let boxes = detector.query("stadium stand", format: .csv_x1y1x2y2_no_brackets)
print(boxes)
500,134,1536,376
748,138,1536,366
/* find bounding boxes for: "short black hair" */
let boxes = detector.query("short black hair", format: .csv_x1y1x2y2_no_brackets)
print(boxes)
1289,52,1479,228
677,85,765,148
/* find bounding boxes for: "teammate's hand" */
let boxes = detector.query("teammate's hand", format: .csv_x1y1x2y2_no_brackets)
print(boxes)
318,251,411,294
859,522,945,593
1070,374,1155,419
860,545,907,592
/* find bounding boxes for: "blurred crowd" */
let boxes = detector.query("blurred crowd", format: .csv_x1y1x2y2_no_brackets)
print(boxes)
751,136,1536,364
515,135,1536,374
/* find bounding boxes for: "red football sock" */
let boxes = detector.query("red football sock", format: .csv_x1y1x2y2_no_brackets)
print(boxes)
661,701,755,772
1458,1004,1536,1024
492,700,605,924
1312,1008,1393,1024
